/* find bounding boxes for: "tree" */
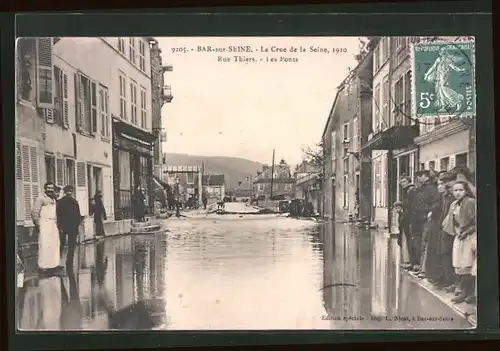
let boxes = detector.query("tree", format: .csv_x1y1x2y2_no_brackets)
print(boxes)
301,140,324,171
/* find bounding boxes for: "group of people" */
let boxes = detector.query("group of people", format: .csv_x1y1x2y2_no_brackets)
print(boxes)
395,165,477,305
30,181,107,276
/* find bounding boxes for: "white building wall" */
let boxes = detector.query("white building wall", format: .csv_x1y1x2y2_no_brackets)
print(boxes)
371,38,391,225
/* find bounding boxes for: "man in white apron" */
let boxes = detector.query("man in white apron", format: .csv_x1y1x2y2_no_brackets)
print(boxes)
31,181,62,275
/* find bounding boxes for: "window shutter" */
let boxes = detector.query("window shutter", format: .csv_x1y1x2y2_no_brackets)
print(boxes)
21,145,31,221
35,38,54,109
30,146,40,213
56,158,65,186
76,161,88,215
91,82,98,134
63,73,69,129
16,142,25,223
74,73,81,131
44,108,54,123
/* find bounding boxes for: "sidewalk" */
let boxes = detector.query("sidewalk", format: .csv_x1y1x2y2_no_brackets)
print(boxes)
405,270,477,327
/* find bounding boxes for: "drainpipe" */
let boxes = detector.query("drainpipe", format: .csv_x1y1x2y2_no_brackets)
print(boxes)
387,38,394,233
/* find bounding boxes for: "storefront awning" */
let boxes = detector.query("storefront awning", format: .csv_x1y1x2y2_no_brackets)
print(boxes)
113,118,157,145
362,125,419,151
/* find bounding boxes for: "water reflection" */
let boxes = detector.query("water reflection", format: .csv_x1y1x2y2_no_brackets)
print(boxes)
321,223,472,329
18,233,168,330
17,217,472,330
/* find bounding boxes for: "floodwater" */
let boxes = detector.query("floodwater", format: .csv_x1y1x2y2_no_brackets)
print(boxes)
17,215,473,330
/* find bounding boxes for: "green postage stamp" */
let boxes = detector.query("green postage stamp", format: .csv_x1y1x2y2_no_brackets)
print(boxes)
411,40,476,119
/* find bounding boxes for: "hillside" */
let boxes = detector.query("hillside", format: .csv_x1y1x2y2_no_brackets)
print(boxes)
165,153,264,190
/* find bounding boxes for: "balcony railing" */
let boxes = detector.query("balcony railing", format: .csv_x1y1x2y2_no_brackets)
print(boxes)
161,85,173,103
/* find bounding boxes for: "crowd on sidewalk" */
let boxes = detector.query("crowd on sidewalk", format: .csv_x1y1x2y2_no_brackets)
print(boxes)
394,165,477,305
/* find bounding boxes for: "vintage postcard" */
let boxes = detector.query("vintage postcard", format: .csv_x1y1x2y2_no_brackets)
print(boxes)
15,36,477,331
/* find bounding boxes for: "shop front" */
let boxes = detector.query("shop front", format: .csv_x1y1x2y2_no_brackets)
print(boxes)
112,119,156,220
362,124,419,232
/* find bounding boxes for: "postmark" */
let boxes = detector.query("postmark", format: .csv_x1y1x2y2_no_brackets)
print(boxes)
411,40,476,120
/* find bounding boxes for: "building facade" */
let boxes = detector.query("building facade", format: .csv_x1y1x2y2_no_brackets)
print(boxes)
294,161,321,214
202,174,226,201
321,45,373,222
362,36,474,232
16,37,169,242
16,38,49,239
164,165,203,204
253,164,295,200
149,38,173,166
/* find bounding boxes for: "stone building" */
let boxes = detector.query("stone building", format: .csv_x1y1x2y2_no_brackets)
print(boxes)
148,38,173,166
321,42,373,222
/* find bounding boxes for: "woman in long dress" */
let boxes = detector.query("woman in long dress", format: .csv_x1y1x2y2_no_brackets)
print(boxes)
31,182,61,274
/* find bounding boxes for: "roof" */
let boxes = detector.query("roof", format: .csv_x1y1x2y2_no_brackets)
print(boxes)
254,177,295,184
202,174,225,186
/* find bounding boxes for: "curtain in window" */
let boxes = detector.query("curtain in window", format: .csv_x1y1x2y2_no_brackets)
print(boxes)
119,150,131,190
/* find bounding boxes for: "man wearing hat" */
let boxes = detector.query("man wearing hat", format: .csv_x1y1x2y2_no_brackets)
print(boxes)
56,185,83,269
409,169,441,273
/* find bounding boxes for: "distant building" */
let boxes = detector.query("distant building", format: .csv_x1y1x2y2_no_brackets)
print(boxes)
233,176,253,201
253,163,295,200
202,174,225,201
164,165,202,203
294,161,322,214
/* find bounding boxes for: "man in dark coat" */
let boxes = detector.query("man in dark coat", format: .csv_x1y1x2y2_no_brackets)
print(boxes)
56,185,82,268
398,175,417,269
435,171,458,289
409,170,441,272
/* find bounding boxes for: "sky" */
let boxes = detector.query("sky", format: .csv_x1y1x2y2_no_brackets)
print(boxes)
158,37,362,165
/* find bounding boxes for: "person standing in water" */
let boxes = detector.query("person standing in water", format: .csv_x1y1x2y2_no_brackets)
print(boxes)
56,185,82,268
31,182,62,275
90,190,107,237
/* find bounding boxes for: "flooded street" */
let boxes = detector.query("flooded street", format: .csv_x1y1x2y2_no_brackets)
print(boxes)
18,216,472,330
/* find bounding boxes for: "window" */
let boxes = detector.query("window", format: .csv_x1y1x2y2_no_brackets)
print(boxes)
396,37,407,51
331,131,337,161
374,160,381,207
394,77,404,125
420,162,425,170
65,159,76,190
343,123,350,142
404,70,412,119
382,38,389,62
75,73,97,135
45,154,56,184
343,175,349,209
99,85,110,138
119,72,127,120
343,157,349,174
35,37,54,109
440,157,450,171
374,84,381,131
374,46,380,71
186,173,194,184
129,38,136,65
118,38,126,55
52,66,69,128
456,153,468,167
140,87,147,129
352,117,359,151
382,75,389,127
139,40,146,72
429,160,436,171
130,80,138,125
17,142,40,223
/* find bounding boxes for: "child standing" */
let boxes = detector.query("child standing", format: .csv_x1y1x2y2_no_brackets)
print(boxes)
448,181,476,304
